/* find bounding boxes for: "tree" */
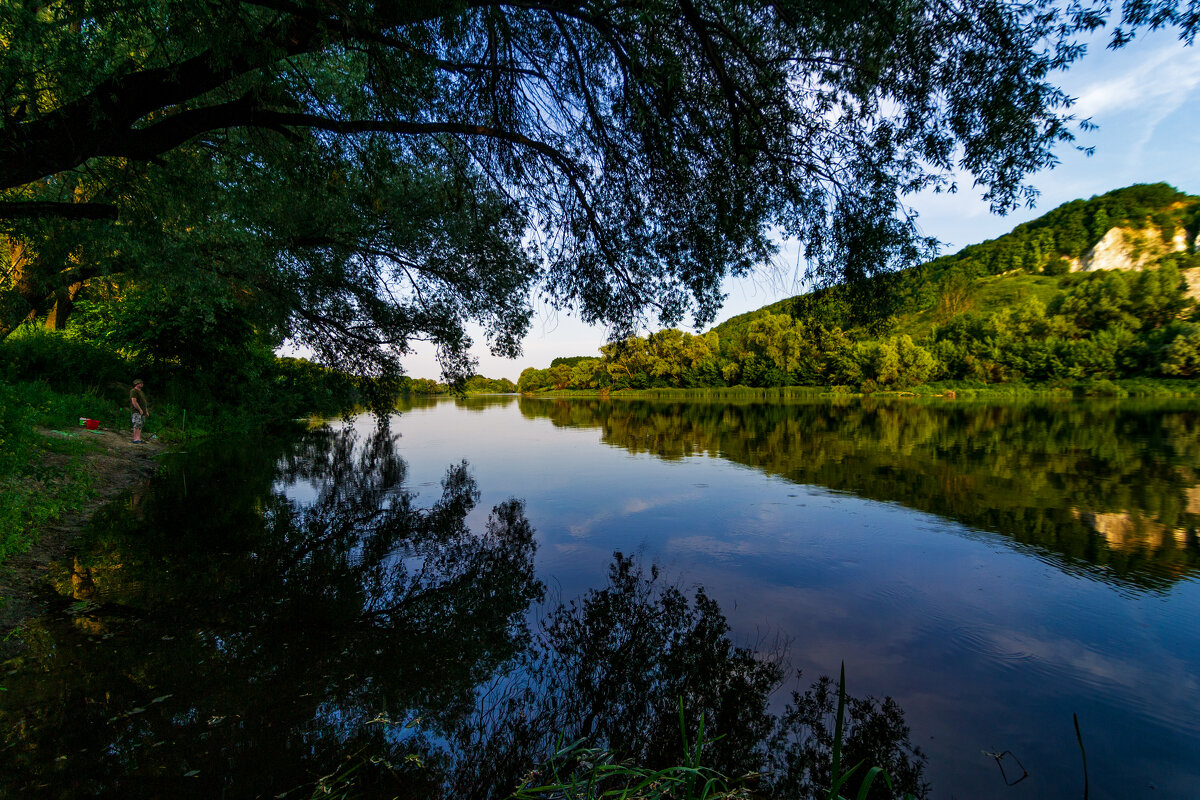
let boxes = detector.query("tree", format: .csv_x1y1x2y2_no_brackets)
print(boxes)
2,1,1196,379
1058,271,1140,332
745,312,807,376
1133,263,1195,329
548,363,573,389
517,366,551,393
1162,326,1200,377
569,358,604,389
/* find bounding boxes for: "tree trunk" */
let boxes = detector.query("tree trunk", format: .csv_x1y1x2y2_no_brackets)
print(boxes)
0,236,46,338
44,281,83,330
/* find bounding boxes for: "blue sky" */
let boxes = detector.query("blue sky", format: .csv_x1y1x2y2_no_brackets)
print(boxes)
408,28,1200,382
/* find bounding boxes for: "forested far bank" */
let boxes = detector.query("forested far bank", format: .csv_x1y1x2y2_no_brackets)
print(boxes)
405,375,517,395
519,185,1200,394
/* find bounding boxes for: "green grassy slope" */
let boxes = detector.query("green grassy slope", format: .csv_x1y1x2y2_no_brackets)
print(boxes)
714,183,1200,342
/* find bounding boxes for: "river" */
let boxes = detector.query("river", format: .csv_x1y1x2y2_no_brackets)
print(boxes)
3,395,1198,799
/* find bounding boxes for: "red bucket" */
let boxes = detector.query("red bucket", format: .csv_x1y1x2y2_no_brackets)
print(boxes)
85,419,99,430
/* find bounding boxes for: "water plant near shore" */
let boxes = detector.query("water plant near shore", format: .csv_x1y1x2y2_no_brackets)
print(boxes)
508,675,922,800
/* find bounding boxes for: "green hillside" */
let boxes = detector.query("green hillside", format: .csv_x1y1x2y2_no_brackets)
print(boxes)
715,183,1200,338
519,184,1200,393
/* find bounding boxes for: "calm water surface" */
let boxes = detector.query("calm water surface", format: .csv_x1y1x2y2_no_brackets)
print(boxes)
3,396,1199,799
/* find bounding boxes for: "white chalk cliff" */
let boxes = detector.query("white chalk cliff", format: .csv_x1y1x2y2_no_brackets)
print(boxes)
1065,224,1200,299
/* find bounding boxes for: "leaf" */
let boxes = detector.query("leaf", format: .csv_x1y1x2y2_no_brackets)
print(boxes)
854,766,893,800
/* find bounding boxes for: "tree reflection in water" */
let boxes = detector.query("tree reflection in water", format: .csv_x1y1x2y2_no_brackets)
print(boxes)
1,424,926,799
2,425,542,797
451,554,926,800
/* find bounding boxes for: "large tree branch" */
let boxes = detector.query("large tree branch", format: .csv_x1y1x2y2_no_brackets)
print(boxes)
100,103,589,180
0,15,322,191
0,201,119,222
0,0,504,192
0,0,611,199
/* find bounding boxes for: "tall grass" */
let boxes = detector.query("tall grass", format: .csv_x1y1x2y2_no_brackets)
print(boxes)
824,663,917,800
511,704,753,800
510,674,919,800
532,386,845,400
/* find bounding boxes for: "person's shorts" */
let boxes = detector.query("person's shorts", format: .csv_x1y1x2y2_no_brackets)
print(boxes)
131,412,146,428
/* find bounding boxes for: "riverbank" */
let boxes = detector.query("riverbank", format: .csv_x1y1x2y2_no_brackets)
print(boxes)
520,376,1200,401
0,426,165,645
1,329,367,562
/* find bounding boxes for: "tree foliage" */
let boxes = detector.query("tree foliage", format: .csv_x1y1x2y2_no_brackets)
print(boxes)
2,1,1197,378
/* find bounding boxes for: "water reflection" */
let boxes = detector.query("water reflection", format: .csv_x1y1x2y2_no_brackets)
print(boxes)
1,426,542,797
518,397,1200,590
395,394,519,414
1,423,925,799
457,554,926,800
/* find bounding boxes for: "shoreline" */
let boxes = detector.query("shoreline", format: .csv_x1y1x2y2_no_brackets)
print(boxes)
0,428,166,647
513,377,1200,401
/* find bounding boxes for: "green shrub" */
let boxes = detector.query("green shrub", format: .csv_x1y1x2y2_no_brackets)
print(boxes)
1,327,131,398
1075,378,1128,398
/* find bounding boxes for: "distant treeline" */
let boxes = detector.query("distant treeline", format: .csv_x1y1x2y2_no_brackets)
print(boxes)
406,374,517,395
520,184,1200,393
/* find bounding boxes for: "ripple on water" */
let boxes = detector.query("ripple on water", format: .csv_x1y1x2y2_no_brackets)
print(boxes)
941,623,1038,672
866,580,920,608
915,610,1200,740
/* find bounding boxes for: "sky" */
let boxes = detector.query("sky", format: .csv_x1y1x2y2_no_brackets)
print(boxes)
403,28,1200,382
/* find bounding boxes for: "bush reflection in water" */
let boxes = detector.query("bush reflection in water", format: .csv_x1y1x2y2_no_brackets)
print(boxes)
1,423,925,799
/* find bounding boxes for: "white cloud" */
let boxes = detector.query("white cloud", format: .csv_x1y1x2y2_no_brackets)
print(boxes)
1073,43,1200,117
565,489,703,538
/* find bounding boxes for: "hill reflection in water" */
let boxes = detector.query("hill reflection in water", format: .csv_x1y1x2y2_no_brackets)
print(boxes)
517,396,1200,590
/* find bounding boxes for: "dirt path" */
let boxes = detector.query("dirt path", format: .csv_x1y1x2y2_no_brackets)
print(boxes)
0,428,166,640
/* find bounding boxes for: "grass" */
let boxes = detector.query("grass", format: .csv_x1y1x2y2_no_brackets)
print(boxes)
510,673,918,800
824,663,916,800
512,705,753,800
0,328,374,578
512,742,753,800
0,381,108,566
904,377,1200,399
0,329,369,574
527,386,848,401
0,373,338,571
